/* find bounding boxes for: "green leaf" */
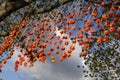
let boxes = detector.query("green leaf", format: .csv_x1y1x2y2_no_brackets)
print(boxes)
84,75,88,77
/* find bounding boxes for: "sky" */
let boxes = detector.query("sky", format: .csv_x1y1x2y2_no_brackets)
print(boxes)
0,0,120,80
0,28,94,80
0,1,96,80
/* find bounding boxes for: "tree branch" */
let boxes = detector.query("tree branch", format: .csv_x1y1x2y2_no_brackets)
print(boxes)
34,0,74,14
0,0,73,37
0,0,73,22
0,0,33,22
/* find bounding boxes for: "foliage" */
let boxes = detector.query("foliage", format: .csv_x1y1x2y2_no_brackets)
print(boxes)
0,0,120,80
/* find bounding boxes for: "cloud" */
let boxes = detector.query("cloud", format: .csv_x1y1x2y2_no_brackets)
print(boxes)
9,28,94,80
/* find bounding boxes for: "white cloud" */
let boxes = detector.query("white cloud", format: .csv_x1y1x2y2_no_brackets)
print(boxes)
8,28,94,80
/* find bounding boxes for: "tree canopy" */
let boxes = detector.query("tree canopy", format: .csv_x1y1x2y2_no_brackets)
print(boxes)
0,0,120,80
